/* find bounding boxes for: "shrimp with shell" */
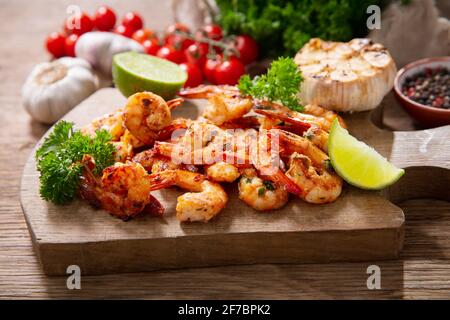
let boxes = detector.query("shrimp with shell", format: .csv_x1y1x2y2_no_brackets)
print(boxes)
123,91,183,145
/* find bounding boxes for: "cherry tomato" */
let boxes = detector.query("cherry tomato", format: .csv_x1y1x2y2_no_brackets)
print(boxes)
114,24,134,38
94,6,116,31
143,38,161,56
179,63,203,88
203,55,222,84
165,33,195,51
132,28,156,44
166,23,190,35
156,45,186,64
121,12,143,32
64,34,79,57
65,12,93,36
199,24,222,40
214,57,245,85
184,43,207,68
234,35,259,65
45,32,66,58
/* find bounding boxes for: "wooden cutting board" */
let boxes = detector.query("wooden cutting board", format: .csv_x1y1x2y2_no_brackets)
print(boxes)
20,88,450,275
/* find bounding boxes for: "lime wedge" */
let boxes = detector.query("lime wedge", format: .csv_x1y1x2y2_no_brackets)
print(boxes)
112,52,187,99
328,119,404,190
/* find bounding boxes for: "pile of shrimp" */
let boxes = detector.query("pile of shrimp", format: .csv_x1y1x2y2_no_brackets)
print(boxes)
80,85,347,222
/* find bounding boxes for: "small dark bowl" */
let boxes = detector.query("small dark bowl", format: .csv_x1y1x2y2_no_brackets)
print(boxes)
394,56,450,128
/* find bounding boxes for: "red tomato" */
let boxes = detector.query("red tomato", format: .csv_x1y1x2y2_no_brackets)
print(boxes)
114,24,134,38
143,38,161,56
121,12,143,32
45,32,66,58
234,35,259,65
65,12,93,36
64,34,79,57
156,45,186,64
184,43,207,68
214,57,245,85
203,56,222,84
165,33,195,51
179,63,203,88
132,28,156,44
166,23,190,35
199,24,222,40
94,6,116,31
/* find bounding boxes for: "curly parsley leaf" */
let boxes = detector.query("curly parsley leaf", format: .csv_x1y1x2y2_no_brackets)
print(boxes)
238,57,303,111
36,121,115,204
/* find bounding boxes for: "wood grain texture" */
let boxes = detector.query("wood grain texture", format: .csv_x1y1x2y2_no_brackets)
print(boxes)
0,0,449,299
20,89,407,275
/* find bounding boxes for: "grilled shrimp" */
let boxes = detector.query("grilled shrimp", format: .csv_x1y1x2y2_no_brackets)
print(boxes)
279,130,330,169
238,168,289,211
206,162,241,183
178,85,239,99
179,85,252,125
82,110,125,141
123,91,183,145
79,157,164,220
132,148,198,174
254,100,345,132
151,170,228,222
285,152,343,204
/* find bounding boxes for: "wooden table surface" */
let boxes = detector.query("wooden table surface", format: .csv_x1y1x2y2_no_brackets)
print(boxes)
1,0,449,299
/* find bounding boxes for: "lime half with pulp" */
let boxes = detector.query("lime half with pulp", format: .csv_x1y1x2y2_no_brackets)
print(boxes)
112,52,187,99
328,119,404,190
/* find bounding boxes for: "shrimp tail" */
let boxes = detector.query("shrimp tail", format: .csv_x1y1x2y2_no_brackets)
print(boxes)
268,169,304,197
142,194,165,217
167,98,184,110
147,170,177,191
254,106,311,132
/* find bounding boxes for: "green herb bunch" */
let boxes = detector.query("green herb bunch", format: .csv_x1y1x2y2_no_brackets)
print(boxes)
238,57,303,111
216,0,388,57
35,121,115,204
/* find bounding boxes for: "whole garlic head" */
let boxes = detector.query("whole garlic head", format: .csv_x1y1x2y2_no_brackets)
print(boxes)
22,57,97,124
295,38,397,112
75,32,144,77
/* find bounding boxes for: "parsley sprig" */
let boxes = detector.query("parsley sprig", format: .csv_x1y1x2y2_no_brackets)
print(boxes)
238,57,303,111
35,121,115,204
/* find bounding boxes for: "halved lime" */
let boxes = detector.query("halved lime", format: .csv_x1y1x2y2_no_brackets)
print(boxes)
112,52,187,99
328,119,404,190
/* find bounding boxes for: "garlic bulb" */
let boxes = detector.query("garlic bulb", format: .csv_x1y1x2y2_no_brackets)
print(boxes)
75,32,144,77
22,57,97,124
294,38,397,112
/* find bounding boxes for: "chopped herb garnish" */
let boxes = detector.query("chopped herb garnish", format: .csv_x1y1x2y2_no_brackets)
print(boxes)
324,159,333,171
304,130,314,140
263,180,275,191
258,187,266,196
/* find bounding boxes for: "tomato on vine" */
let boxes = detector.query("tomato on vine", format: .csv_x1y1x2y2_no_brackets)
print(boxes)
114,24,134,38
45,32,66,58
157,45,186,64
132,29,156,44
184,43,207,68
214,57,245,85
203,55,222,84
234,35,259,65
179,63,203,88
93,6,116,31
121,12,143,32
65,12,93,35
64,34,79,57
143,38,161,56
